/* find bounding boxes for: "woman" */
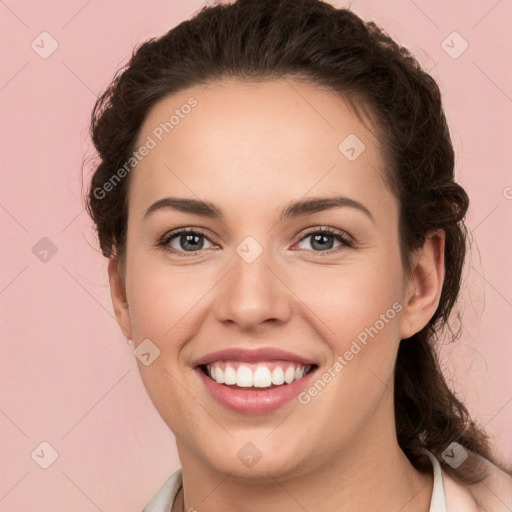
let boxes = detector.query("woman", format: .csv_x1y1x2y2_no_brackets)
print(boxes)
85,0,512,510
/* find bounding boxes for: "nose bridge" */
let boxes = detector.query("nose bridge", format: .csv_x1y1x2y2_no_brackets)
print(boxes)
213,233,292,328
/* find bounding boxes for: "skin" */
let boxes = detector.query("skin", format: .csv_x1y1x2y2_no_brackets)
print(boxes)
108,79,446,512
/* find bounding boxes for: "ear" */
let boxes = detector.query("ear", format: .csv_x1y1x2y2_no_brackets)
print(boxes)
399,229,446,340
108,257,133,340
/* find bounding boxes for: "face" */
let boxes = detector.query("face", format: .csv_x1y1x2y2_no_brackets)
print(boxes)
109,78,443,481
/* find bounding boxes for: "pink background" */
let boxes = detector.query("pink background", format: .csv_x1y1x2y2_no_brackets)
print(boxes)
1,0,511,510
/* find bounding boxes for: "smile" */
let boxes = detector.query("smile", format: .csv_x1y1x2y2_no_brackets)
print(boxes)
196,361,319,414
201,361,315,388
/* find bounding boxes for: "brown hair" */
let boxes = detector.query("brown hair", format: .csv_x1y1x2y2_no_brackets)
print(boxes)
85,0,504,483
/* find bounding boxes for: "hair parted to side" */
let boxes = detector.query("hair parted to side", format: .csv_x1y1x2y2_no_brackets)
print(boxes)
85,0,504,483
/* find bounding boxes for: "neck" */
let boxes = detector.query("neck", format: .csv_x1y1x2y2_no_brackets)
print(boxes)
175,396,433,512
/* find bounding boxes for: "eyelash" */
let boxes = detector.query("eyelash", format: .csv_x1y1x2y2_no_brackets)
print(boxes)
156,226,354,257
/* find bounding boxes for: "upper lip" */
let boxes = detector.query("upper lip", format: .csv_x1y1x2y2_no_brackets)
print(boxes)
192,347,318,367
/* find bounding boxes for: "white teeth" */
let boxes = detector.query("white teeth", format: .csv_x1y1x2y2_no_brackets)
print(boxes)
224,366,237,385
271,367,285,385
284,366,295,384
253,366,272,388
216,366,225,383
205,362,312,388
236,365,253,387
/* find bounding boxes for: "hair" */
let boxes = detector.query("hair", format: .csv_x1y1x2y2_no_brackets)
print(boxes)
85,0,506,483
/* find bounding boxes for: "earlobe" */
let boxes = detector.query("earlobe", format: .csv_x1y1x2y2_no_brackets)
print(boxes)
108,257,133,340
399,229,446,340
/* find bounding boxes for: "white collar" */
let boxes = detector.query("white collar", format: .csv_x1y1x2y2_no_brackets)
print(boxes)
424,449,447,512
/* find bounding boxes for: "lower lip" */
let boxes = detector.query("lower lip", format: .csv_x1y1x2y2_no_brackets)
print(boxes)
195,366,317,414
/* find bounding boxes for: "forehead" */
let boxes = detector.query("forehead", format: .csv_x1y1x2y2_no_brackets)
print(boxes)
129,79,392,218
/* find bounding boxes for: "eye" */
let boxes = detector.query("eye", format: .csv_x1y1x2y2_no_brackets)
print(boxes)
158,228,216,256
157,226,353,257
295,227,353,254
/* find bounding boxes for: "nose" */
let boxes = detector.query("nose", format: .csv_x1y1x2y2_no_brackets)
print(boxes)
213,244,293,331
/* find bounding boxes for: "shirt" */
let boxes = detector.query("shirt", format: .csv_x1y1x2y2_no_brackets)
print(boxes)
141,449,448,512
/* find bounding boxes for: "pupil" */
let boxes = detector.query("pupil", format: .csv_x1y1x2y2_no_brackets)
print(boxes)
312,234,333,251
182,234,202,251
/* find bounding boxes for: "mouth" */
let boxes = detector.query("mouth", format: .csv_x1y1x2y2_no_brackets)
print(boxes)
197,361,318,390
194,361,319,414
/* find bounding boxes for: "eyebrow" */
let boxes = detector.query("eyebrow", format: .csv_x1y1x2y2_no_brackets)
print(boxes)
143,194,374,224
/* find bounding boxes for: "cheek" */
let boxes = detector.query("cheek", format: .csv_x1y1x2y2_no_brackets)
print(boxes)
125,251,207,340
290,252,405,417
291,254,404,349
293,263,404,439
124,258,201,428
